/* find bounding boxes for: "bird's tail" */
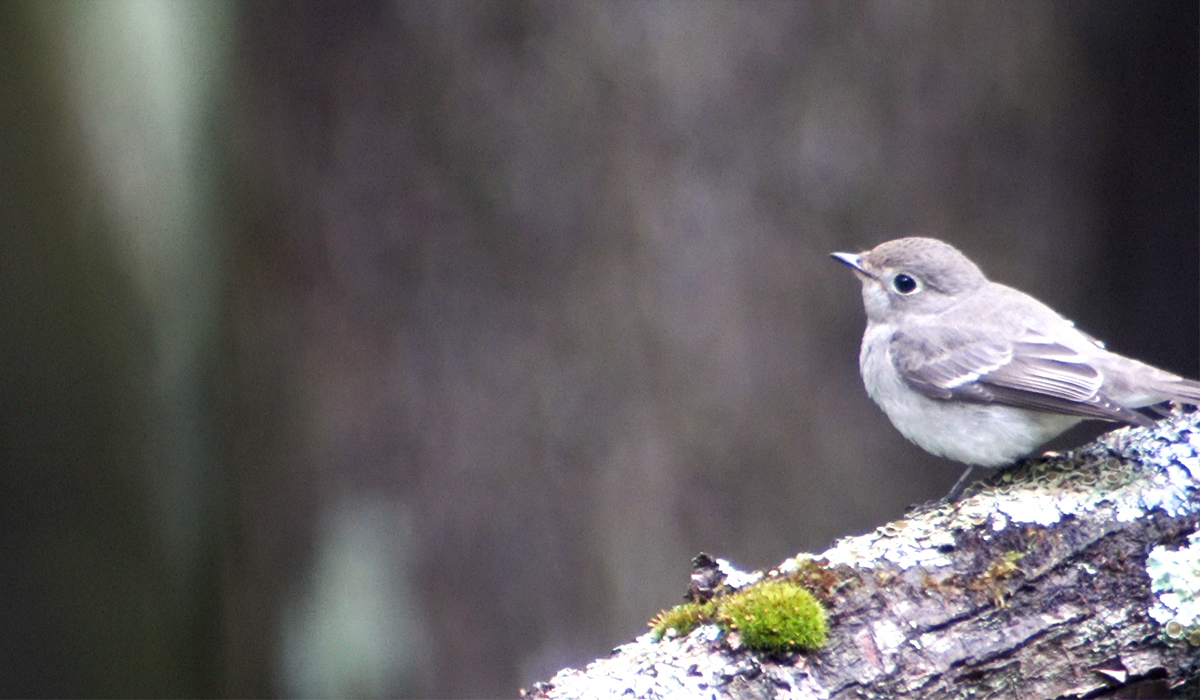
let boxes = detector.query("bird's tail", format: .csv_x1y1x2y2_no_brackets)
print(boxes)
1107,353,1200,408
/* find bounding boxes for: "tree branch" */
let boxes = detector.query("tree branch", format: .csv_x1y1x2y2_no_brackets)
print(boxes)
524,409,1200,699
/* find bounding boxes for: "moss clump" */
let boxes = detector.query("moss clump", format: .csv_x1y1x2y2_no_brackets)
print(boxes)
786,555,849,602
715,579,827,652
648,600,715,641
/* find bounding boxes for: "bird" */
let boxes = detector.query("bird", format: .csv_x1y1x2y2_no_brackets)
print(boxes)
831,236,1200,499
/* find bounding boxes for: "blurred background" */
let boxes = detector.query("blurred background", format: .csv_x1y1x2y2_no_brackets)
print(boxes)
0,1,1195,696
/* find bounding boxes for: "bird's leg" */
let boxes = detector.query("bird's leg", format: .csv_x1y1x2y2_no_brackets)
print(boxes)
942,465,977,504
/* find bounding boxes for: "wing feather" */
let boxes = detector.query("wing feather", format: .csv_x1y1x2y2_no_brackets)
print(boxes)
891,327,1152,425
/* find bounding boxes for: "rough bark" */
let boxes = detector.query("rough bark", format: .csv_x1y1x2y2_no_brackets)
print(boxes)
524,410,1200,699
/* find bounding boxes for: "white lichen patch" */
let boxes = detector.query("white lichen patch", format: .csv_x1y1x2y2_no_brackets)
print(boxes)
870,618,906,663
714,557,762,589
1147,530,1200,637
822,513,958,570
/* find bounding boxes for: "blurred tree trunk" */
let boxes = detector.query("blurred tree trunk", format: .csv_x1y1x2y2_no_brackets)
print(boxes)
0,3,228,695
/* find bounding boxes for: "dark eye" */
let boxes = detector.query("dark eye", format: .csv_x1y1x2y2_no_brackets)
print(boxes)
892,273,918,294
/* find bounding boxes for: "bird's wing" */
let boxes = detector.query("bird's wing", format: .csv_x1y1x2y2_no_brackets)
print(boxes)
890,325,1153,425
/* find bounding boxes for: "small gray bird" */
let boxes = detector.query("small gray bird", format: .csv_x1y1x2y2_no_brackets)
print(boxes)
832,237,1200,497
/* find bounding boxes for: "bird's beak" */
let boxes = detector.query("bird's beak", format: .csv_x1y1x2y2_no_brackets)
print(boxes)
830,251,868,276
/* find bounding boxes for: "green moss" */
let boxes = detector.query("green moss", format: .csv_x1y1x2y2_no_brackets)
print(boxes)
970,550,1026,607
648,600,715,641
648,578,829,652
715,579,827,652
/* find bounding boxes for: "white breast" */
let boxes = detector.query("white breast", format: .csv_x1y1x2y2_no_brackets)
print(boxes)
858,324,1083,467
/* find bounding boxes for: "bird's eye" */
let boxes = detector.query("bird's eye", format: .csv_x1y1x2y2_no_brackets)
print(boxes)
892,273,918,294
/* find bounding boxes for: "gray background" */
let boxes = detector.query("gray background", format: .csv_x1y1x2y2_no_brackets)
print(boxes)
1,1,1196,697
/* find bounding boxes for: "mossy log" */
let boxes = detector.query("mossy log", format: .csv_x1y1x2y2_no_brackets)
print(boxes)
524,410,1200,699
